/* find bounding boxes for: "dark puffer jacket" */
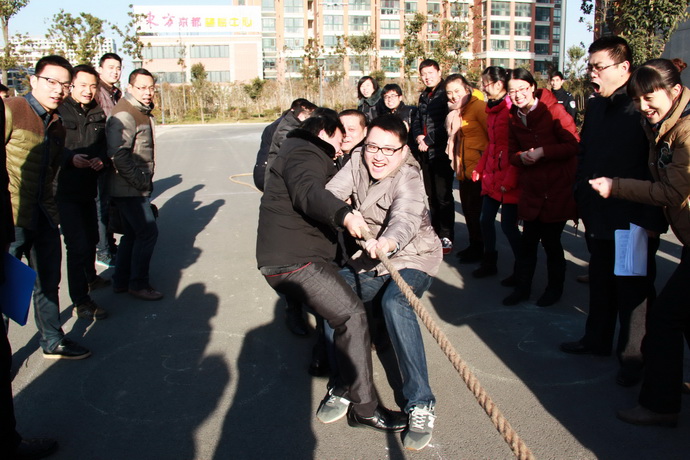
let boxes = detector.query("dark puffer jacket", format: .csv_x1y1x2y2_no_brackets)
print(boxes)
411,80,449,160
508,89,579,223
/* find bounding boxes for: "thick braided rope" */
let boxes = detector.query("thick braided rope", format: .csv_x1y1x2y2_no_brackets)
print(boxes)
361,229,535,460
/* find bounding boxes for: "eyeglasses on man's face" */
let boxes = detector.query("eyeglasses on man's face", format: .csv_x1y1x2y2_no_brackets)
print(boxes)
364,143,404,156
36,75,72,92
586,62,622,74
132,85,156,93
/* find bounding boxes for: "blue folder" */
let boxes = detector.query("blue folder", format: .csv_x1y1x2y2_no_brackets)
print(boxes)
0,253,37,326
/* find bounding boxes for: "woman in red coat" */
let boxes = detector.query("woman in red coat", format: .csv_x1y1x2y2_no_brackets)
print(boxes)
472,66,521,283
502,68,580,307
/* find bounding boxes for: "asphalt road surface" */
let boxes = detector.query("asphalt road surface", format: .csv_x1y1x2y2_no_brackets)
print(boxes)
8,123,690,459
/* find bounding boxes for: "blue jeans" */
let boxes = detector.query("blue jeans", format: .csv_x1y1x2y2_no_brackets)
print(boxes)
339,266,435,412
111,197,158,291
10,212,63,352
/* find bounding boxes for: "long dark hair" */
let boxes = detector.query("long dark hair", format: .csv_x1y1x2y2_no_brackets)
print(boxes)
356,76,379,99
627,58,687,99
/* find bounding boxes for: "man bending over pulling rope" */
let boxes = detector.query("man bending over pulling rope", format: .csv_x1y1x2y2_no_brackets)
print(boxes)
256,109,407,433
326,115,442,451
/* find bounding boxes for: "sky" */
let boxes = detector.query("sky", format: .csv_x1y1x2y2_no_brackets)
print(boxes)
10,0,593,66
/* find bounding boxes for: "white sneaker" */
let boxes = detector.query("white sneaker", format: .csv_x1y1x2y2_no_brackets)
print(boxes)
403,404,436,451
441,238,453,255
316,391,351,424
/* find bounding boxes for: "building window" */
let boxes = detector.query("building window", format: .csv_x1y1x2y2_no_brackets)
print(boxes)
159,72,185,84
284,0,303,13
428,20,440,33
143,46,185,60
262,0,274,11
491,1,510,16
535,25,550,40
535,43,550,55
553,7,561,22
381,20,400,33
349,0,370,10
405,1,417,13
535,7,551,22
262,18,276,31
325,15,344,31
207,71,231,82
514,22,531,37
534,60,549,72
381,0,398,14
190,45,229,59
262,38,276,51
514,3,531,17
427,2,440,15
284,37,304,49
514,40,530,51
263,59,276,71
490,21,510,35
349,16,370,31
285,18,304,33
491,39,508,51
382,58,400,72
324,35,339,47
491,58,509,67
286,58,302,73
381,38,398,50
514,59,530,68
451,2,469,17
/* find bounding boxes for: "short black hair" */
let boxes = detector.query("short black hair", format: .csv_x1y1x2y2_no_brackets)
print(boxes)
366,114,408,145
99,53,122,67
72,64,99,82
301,107,345,137
356,76,379,99
445,73,472,92
588,36,632,68
382,83,403,97
550,71,565,80
339,109,367,128
128,68,155,85
290,98,317,117
419,59,440,72
35,55,73,78
628,58,687,99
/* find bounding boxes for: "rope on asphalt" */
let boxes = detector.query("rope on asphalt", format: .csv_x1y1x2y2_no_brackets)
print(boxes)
229,173,261,192
361,228,535,460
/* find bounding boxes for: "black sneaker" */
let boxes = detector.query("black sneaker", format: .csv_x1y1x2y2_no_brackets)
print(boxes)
73,299,108,320
43,338,91,360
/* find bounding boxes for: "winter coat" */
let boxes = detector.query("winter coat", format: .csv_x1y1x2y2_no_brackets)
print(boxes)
576,85,668,238
106,92,155,197
508,89,579,222
552,87,577,121
445,95,488,180
253,111,286,191
411,80,449,160
256,129,351,268
0,99,13,248
475,95,520,204
95,81,122,117
612,87,690,247
326,149,442,276
56,96,108,202
265,110,302,188
4,94,66,229
357,88,385,123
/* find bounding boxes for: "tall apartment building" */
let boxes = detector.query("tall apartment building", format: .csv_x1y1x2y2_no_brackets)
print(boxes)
134,0,566,84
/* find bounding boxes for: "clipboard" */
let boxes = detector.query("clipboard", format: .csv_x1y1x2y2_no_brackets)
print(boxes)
0,253,37,326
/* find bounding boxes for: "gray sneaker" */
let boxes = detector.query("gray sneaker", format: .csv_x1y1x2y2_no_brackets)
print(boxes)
316,391,351,424
403,404,436,451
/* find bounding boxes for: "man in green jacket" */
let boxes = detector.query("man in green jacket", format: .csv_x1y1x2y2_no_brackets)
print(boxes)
5,55,91,359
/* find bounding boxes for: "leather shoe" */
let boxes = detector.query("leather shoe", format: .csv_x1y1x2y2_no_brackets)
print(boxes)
559,340,610,356
617,405,678,427
12,437,58,459
43,338,91,360
347,405,408,432
128,287,163,301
